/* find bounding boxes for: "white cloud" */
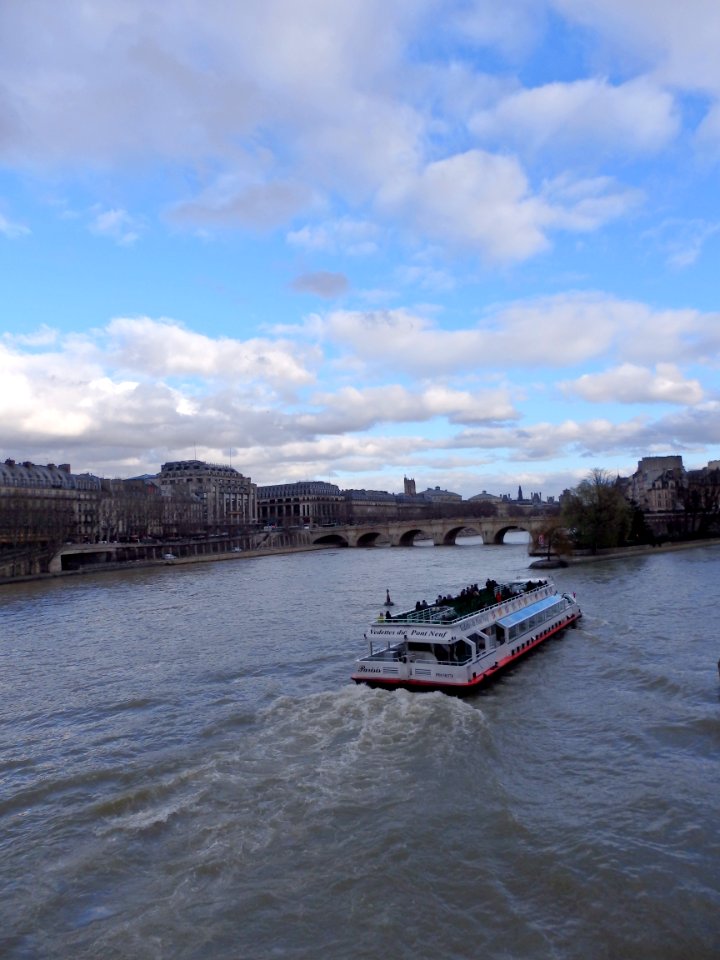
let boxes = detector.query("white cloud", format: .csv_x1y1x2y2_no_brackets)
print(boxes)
3,325,58,347
644,217,720,268
2,305,718,491
696,102,720,153
561,363,705,404
89,207,141,245
11,2,699,317
311,296,623,374
105,316,317,390
0,211,30,238
551,0,720,93
445,0,545,60
378,151,640,263
548,1,720,152
302,384,519,433
395,264,456,292
287,217,379,255
0,1,651,262
293,292,720,384
378,150,550,263
0,1,427,179
470,76,679,155
541,174,642,232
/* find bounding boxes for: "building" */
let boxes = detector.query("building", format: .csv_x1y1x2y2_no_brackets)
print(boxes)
343,488,403,522
417,485,462,503
629,456,685,514
624,454,720,538
0,459,102,545
256,481,344,526
468,490,504,505
158,460,257,533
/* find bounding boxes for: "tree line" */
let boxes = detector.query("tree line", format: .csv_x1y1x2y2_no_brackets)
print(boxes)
542,467,720,556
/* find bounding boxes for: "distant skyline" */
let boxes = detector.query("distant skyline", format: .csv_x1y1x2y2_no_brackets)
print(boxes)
2,1,720,499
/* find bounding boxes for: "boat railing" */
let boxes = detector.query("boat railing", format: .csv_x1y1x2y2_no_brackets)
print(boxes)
386,605,454,624
363,647,402,662
384,584,552,627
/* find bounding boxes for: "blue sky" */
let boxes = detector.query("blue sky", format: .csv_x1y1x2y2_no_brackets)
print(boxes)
2,0,720,498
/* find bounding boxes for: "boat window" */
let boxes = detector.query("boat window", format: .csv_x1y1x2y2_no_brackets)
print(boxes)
451,640,471,663
467,631,486,651
497,596,567,640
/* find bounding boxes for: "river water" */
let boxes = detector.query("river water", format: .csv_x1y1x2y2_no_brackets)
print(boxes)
1,537,718,960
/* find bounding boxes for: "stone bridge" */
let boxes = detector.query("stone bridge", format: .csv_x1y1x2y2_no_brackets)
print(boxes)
43,516,551,575
310,516,549,551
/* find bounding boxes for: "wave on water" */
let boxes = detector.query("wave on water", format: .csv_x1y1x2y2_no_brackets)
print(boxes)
88,687,487,845
258,682,487,751
95,685,490,861
92,762,211,835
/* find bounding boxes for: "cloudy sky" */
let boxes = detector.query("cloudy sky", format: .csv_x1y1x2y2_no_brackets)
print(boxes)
2,0,720,498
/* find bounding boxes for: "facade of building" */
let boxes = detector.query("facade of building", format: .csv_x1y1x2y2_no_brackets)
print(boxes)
629,456,685,514
343,489,404,522
256,481,344,526
0,459,102,545
95,477,204,541
159,460,257,532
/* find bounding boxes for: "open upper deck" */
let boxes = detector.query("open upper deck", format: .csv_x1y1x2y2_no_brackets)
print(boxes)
373,580,553,632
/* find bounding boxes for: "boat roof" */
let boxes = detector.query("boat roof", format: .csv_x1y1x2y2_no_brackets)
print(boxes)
497,593,561,629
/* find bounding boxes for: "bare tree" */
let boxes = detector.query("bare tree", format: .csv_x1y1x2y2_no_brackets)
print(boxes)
561,468,632,553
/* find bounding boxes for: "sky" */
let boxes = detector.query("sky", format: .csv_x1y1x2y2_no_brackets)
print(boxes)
2,0,720,499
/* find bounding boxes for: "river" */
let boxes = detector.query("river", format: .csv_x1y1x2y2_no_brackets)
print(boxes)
1,536,718,959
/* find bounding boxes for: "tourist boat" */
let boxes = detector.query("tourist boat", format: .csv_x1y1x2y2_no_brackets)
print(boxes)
351,578,582,694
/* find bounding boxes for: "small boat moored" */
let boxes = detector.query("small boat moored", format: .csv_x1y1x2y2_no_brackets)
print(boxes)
352,577,582,694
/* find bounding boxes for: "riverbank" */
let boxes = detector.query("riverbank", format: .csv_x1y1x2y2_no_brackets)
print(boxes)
562,538,720,564
531,538,720,569
0,540,333,586
3,534,720,588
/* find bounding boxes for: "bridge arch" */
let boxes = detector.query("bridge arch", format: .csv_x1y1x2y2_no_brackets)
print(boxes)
437,524,484,546
483,524,531,545
311,533,349,547
355,530,388,547
395,526,434,546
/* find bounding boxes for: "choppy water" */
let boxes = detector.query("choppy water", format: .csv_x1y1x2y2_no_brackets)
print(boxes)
1,538,719,959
